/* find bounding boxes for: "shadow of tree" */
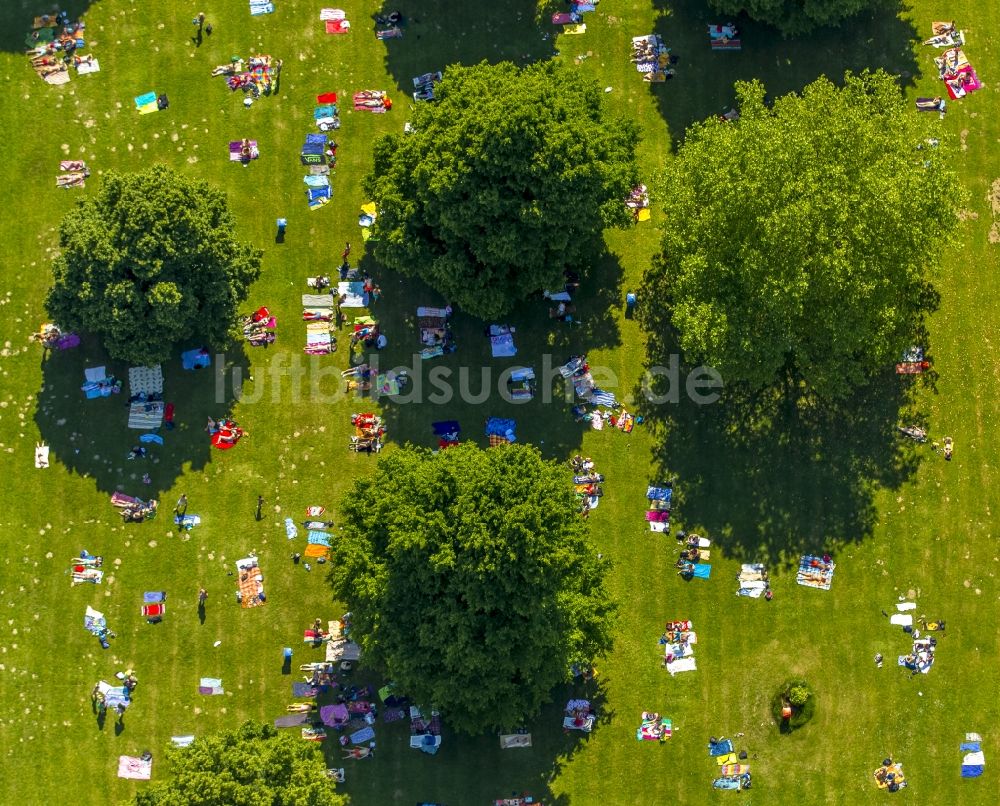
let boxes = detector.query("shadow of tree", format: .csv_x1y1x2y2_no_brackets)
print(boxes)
0,1,96,55
356,247,624,461
635,318,925,564
34,339,249,496
647,0,921,142
324,665,608,805
374,0,557,97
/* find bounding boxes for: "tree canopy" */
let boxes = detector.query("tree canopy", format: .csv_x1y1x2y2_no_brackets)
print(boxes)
46,165,262,365
328,443,616,734
709,0,885,35
364,60,639,319
643,72,960,399
133,721,346,806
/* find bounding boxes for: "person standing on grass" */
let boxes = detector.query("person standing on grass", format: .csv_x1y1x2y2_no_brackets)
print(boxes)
256,495,264,521
174,493,188,517
342,242,351,261
198,587,208,607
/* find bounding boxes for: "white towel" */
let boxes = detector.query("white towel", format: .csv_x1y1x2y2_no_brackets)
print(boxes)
35,445,50,468
896,602,917,611
666,656,697,675
889,614,913,627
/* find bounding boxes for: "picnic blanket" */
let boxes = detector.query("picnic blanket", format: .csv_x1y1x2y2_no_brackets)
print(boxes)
647,485,672,503
236,557,265,608
485,417,517,443
307,530,332,546
35,444,50,468
292,682,319,697
709,738,734,756
490,334,517,357
320,703,350,727
500,733,533,748
72,566,103,585
250,1,275,15
326,639,361,663
350,726,375,744
198,677,224,695
326,19,350,33
229,140,259,162
127,401,164,430
129,365,163,396
690,563,712,579
181,348,211,369
305,322,334,354
134,91,157,113
961,733,985,777
304,543,331,559
890,614,913,627
117,756,152,780
796,555,835,590
337,282,368,307
666,656,697,676
274,714,310,728
76,57,100,75
636,715,672,741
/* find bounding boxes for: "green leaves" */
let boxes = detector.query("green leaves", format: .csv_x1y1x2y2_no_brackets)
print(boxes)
646,71,962,399
133,720,345,806
709,0,886,35
329,443,616,734
46,165,262,366
365,60,638,318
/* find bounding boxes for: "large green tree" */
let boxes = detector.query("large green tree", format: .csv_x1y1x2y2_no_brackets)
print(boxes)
46,165,261,365
364,61,639,319
709,0,886,35
133,721,346,806
329,443,616,733
643,72,960,399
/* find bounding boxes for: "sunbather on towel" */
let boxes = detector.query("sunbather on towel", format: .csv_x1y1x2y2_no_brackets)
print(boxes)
355,96,391,109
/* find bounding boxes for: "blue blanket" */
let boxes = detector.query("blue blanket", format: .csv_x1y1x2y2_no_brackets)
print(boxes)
307,530,332,546
692,563,711,579
181,348,211,370
485,417,516,436
646,486,672,503
350,726,375,744
285,517,298,540
709,739,733,756
432,420,460,436
305,133,327,145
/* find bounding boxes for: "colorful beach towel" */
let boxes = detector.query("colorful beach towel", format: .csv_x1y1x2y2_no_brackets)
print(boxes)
117,756,152,780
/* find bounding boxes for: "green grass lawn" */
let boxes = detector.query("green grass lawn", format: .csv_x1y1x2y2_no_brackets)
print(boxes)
0,0,998,804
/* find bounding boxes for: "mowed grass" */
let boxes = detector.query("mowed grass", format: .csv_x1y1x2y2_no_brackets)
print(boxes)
0,0,998,804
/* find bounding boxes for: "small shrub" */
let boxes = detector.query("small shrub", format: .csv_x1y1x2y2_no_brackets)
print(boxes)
771,680,816,732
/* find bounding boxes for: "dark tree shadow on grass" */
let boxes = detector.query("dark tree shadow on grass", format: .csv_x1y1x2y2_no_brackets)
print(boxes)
324,663,606,805
356,247,625,461
647,0,921,142
0,0,95,54
635,322,926,565
34,339,248,496
375,0,557,97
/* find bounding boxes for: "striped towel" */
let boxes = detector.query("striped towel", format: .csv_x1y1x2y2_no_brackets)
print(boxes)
587,389,618,407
